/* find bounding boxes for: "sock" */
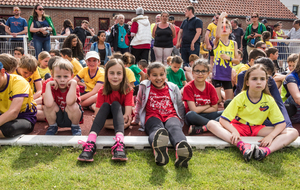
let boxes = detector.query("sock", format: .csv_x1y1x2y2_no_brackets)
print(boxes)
236,141,244,148
116,133,124,142
87,133,97,143
49,123,57,127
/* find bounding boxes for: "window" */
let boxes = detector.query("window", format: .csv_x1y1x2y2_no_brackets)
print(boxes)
293,5,298,16
99,18,109,31
74,17,89,27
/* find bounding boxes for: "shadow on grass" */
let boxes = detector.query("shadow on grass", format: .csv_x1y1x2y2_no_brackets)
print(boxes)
10,146,62,170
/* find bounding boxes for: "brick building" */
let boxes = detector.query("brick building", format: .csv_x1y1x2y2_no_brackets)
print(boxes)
0,0,298,38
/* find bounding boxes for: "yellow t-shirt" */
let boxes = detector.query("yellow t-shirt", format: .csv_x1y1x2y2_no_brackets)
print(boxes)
265,41,273,48
125,67,136,84
76,67,104,92
71,58,83,76
38,66,50,79
14,68,42,92
236,64,250,81
207,22,217,44
222,90,284,126
0,73,37,124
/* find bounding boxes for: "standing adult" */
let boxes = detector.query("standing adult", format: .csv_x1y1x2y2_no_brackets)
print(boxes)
280,19,300,54
176,6,203,68
205,13,219,67
244,12,266,55
5,7,28,50
61,19,74,36
152,12,175,65
73,20,95,48
130,7,152,63
28,4,56,58
150,14,161,62
108,14,130,54
231,19,244,51
168,16,180,56
0,18,7,54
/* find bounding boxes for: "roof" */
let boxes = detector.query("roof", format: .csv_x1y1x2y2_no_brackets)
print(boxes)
1,0,297,20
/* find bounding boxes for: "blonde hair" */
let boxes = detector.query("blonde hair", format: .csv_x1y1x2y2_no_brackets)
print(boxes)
52,59,74,76
167,56,173,64
0,54,19,73
19,54,38,73
37,51,50,66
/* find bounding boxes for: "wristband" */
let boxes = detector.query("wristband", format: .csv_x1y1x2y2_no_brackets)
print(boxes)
230,57,232,62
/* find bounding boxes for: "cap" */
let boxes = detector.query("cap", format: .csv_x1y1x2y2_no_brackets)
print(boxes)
136,7,144,15
169,16,175,21
262,19,268,24
85,51,100,60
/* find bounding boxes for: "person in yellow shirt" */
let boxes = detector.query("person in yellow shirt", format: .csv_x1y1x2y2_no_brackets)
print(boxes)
261,31,273,48
207,64,298,162
37,51,51,80
60,48,83,76
74,51,104,110
205,13,220,67
0,56,37,138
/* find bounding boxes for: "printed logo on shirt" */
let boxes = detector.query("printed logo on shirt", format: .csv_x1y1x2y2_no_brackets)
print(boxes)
12,21,21,26
259,102,269,112
149,91,173,115
194,94,211,106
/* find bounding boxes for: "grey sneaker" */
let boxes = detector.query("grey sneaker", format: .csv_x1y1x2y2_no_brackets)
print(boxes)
45,125,58,135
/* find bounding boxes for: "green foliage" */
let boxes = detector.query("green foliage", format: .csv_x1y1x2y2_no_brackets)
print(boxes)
0,146,299,189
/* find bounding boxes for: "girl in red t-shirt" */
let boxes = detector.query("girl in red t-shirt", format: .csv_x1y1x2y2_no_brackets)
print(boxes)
77,59,133,162
133,62,192,168
183,59,223,135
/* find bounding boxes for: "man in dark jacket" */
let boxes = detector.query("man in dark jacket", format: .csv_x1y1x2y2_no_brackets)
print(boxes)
108,14,130,53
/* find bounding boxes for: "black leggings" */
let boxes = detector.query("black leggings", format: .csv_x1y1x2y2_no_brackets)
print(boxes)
90,101,125,135
145,117,186,147
0,119,34,137
185,111,223,127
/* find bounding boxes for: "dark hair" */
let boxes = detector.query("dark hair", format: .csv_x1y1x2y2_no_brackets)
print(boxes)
231,18,239,25
62,34,83,60
186,6,195,14
48,56,63,71
294,19,300,25
60,48,73,58
138,59,148,68
274,23,280,28
254,57,275,76
294,53,300,75
192,58,210,72
49,49,60,56
254,41,266,48
171,55,183,65
103,59,130,95
63,19,74,30
262,31,271,42
97,30,106,37
242,64,270,95
32,4,47,21
265,47,278,57
0,53,19,73
147,62,166,76
14,47,24,55
248,48,266,62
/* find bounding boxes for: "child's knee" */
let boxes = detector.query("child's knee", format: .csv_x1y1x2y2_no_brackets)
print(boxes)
43,102,59,112
65,103,80,113
207,120,218,130
111,101,121,108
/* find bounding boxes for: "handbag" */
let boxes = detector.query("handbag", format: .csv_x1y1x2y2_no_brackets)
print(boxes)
125,34,131,46
35,20,50,38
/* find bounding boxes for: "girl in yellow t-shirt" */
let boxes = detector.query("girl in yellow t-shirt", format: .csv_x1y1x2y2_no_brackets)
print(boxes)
0,55,37,138
37,51,51,80
207,64,298,162
261,31,273,48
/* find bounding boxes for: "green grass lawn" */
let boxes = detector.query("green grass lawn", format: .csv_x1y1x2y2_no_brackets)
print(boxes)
0,146,300,189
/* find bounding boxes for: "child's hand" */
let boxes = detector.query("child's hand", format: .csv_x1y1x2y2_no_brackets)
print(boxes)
220,54,230,61
67,79,77,87
220,12,228,19
131,121,139,126
124,114,132,128
230,131,241,144
258,135,273,147
48,81,58,90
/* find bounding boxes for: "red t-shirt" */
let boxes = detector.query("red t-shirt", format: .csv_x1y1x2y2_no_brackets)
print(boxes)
182,80,219,113
173,25,180,46
145,84,178,123
49,85,81,111
42,77,53,94
142,68,147,74
96,86,133,108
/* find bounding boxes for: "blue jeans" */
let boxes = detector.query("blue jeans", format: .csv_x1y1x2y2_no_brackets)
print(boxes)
33,38,51,58
181,45,200,69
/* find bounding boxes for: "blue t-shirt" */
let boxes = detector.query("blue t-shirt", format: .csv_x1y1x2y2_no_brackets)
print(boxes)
118,24,129,48
32,19,50,41
5,16,28,41
180,16,203,48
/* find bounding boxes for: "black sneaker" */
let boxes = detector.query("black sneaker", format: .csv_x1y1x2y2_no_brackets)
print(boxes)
188,125,207,135
111,139,128,161
152,128,169,166
77,141,97,162
253,145,269,161
175,140,193,168
237,142,255,162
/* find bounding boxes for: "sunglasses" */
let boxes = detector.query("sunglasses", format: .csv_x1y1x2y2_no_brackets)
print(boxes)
251,16,258,18
37,8,44,11
14,9,20,11
193,70,208,75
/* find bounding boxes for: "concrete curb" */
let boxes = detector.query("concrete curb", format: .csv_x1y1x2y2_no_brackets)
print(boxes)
1,135,300,149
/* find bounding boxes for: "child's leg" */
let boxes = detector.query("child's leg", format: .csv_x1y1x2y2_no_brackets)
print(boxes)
89,102,111,135
185,69,193,82
185,111,210,135
0,119,34,138
81,93,97,107
215,87,222,103
43,102,60,135
65,103,82,136
165,117,192,168
35,97,42,105
224,89,233,100
207,120,236,145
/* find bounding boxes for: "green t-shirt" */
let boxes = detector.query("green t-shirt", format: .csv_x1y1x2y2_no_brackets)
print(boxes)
129,65,142,83
166,66,186,89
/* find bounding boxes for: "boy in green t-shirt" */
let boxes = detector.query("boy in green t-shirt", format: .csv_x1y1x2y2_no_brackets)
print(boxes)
166,56,186,89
